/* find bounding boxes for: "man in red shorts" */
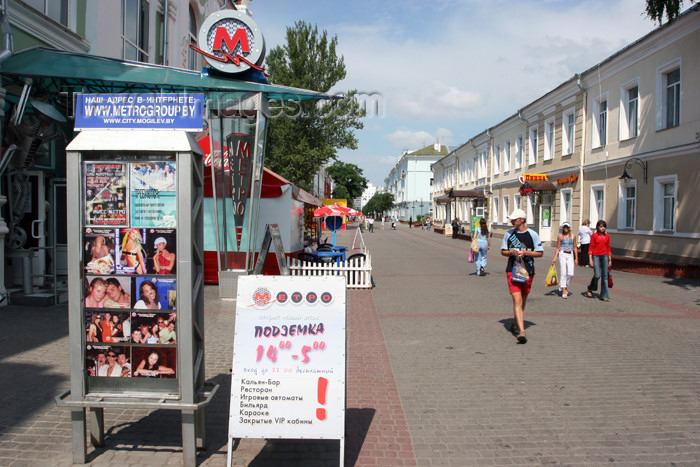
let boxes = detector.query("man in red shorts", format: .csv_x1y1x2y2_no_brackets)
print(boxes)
500,209,544,343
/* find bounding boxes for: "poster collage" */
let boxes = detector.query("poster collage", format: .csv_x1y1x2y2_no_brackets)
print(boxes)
84,161,178,379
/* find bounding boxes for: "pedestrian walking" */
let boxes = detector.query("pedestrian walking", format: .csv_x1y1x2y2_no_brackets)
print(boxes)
500,209,544,343
368,217,374,232
577,219,592,267
391,216,396,230
586,220,612,301
408,217,413,228
551,221,577,298
381,215,385,230
475,218,492,276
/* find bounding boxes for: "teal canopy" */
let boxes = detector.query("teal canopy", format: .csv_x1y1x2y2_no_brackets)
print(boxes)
0,47,330,102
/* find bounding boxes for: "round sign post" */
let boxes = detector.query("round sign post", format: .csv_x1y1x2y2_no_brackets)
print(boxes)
324,215,343,246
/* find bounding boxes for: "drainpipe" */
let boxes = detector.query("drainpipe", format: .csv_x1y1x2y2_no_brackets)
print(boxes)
576,73,587,228
162,0,169,66
0,0,14,65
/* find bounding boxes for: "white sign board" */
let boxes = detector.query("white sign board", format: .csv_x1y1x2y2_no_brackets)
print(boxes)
229,275,346,440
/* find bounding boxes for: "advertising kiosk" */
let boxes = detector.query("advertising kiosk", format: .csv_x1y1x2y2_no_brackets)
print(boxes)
58,125,215,467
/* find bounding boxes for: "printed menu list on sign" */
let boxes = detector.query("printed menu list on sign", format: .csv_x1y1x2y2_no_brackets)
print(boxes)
229,276,347,440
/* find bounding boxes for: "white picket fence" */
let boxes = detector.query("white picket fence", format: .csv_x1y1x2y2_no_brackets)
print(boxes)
289,252,372,289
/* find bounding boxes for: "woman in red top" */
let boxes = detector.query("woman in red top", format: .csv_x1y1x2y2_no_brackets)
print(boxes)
586,220,612,301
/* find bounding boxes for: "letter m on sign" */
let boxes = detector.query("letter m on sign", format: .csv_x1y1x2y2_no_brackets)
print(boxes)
237,140,251,158
253,291,271,306
213,27,250,53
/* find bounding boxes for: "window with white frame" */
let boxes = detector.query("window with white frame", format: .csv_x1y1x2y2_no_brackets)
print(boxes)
590,185,605,226
653,175,677,232
525,196,534,224
656,59,682,130
618,180,637,229
502,197,510,223
544,118,555,161
503,140,511,172
593,96,608,147
492,197,499,224
620,81,639,140
122,0,150,62
560,189,572,224
478,152,487,180
528,126,538,166
515,136,523,170
514,193,521,212
494,145,500,174
562,108,575,156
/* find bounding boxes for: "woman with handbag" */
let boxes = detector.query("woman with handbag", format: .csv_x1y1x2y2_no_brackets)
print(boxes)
474,218,492,276
551,222,577,298
586,220,612,301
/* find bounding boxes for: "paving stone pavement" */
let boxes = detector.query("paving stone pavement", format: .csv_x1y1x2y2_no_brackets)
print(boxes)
0,222,699,466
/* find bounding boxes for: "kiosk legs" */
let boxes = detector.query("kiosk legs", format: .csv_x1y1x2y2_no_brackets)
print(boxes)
88,407,105,447
70,408,87,464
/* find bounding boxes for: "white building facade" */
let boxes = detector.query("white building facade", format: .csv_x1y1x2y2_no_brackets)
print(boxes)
385,143,447,220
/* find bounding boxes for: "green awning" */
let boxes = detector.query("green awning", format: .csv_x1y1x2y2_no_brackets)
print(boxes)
0,47,330,102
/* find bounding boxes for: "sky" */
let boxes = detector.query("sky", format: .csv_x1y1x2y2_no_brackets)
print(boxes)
247,0,659,186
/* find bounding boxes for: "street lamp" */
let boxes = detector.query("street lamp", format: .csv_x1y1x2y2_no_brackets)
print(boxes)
619,157,648,184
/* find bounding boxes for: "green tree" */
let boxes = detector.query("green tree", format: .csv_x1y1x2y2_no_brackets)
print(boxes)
363,192,394,216
264,21,365,190
644,0,696,24
326,161,368,200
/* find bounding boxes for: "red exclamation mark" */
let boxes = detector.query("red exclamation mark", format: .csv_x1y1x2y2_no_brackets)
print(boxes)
316,377,328,421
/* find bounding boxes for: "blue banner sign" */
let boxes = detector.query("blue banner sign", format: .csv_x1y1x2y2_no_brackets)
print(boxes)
75,93,204,130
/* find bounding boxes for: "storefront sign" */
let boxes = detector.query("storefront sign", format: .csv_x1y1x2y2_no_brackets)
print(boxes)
192,9,266,75
556,174,579,185
228,133,255,248
229,275,346,440
518,174,548,183
75,93,204,130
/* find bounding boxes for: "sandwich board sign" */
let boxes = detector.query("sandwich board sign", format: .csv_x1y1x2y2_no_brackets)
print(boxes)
227,275,346,466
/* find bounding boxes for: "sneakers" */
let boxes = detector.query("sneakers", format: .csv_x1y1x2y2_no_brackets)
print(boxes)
480,267,486,276
562,291,568,299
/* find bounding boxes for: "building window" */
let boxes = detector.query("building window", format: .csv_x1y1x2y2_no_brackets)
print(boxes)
525,196,534,224
618,181,637,229
620,83,639,140
25,0,69,27
654,175,677,232
590,185,605,226
492,197,499,224
503,141,511,172
562,109,575,156
122,0,150,62
560,189,572,224
528,126,538,166
594,97,607,147
665,69,681,128
515,136,523,170
544,118,555,161
514,194,521,212
494,145,500,175
656,59,682,130
188,5,200,70
502,197,509,223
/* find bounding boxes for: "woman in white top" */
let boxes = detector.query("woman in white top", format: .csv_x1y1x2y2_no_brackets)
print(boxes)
577,219,593,267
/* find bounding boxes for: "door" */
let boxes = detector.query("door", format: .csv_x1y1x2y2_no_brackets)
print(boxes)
539,194,552,242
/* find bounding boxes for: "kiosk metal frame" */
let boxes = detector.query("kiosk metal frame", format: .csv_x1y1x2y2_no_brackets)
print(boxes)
58,130,217,466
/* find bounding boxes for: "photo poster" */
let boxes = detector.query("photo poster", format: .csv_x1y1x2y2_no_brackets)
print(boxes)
85,162,128,226
229,275,347,440
84,228,118,275
131,311,177,345
145,228,177,275
130,161,177,227
134,276,177,311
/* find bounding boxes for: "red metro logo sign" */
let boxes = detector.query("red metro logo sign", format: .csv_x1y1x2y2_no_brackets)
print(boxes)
192,10,266,75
